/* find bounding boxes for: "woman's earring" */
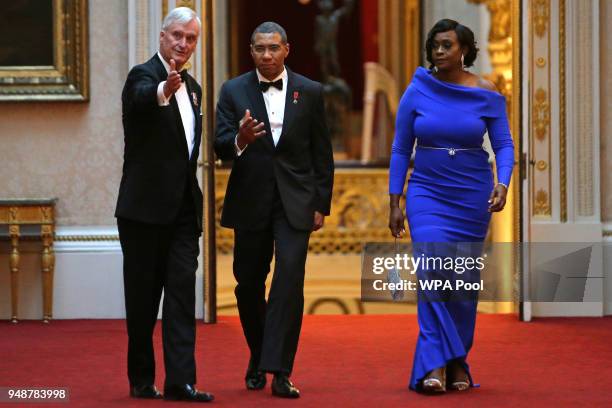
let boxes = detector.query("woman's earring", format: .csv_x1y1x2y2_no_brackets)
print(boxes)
433,65,439,73
461,54,465,69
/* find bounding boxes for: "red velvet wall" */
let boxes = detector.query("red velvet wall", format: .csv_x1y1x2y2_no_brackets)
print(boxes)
233,0,366,109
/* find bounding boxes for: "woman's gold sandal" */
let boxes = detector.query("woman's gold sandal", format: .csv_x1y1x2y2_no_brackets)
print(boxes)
447,361,470,391
422,366,446,393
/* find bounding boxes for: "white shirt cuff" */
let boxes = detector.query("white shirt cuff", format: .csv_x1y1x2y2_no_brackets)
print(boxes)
235,134,247,156
157,81,170,106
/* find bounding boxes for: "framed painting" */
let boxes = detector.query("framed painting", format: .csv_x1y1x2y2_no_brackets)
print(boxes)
0,0,89,101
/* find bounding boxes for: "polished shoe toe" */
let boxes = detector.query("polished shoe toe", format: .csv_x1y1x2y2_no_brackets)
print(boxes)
245,370,266,390
271,375,300,399
130,384,162,399
245,356,266,390
164,384,214,402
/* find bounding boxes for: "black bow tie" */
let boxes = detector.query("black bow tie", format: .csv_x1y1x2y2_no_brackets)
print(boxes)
179,70,188,83
259,79,283,92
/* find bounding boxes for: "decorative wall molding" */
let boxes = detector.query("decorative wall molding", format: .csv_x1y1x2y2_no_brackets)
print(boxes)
534,189,550,215
528,0,600,224
54,227,120,253
559,0,567,222
533,88,550,141
533,0,549,37
530,0,552,217
572,0,596,218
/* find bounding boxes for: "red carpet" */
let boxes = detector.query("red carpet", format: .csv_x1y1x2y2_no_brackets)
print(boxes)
1,314,611,407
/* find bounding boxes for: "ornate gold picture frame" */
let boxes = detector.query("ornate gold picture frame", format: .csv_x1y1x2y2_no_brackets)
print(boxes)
0,0,89,101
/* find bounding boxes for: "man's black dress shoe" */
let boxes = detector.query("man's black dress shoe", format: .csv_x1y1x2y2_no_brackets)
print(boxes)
246,370,266,390
130,384,162,399
245,357,266,390
164,384,214,402
271,374,300,399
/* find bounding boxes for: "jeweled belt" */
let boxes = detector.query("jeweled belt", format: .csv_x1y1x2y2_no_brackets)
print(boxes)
417,145,483,156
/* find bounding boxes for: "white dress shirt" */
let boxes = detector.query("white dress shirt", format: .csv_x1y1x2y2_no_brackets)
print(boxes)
156,52,196,158
235,67,288,156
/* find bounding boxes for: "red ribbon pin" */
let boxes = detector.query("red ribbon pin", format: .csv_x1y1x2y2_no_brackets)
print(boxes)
293,91,299,104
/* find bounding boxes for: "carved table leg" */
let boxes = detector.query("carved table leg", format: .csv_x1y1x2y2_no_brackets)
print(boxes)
9,224,20,324
41,224,55,323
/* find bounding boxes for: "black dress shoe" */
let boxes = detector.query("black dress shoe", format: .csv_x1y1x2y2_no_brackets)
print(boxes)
246,369,266,390
271,374,300,399
130,384,162,399
245,357,266,390
164,384,214,402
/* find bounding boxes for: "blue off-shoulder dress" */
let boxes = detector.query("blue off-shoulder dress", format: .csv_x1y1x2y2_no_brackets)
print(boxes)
389,67,514,390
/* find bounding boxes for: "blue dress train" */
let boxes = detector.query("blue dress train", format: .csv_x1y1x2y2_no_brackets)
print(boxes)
388,67,514,390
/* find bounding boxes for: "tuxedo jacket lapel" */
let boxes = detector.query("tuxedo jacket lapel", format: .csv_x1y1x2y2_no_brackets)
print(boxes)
185,77,202,161
185,77,200,120
277,69,302,150
152,55,190,158
245,70,275,148
169,96,190,158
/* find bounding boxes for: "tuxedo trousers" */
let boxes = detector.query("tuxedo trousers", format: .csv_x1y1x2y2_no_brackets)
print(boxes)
117,187,200,387
233,189,311,375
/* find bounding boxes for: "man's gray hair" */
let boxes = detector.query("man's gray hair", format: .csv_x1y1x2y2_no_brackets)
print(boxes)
162,7,201,31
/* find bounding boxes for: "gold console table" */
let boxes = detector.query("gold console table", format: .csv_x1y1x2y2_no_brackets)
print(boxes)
0,199,57,323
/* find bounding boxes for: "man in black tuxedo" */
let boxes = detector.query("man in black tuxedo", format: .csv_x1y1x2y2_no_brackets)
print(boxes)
115,7,213,403
214,22,334,398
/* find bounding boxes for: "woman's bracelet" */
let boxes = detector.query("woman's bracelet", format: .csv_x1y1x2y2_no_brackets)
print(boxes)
497,182,508,189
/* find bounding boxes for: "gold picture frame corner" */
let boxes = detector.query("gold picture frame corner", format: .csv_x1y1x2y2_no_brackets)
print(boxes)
0,0,89,102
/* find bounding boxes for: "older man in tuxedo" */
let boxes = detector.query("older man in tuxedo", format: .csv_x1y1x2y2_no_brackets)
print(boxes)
115,7,213,403
214,21,334,398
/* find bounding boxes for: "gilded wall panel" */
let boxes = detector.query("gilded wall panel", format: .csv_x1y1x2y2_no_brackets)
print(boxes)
530,0,552,217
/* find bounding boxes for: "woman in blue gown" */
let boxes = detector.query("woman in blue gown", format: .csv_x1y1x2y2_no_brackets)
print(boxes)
388,19,515,393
